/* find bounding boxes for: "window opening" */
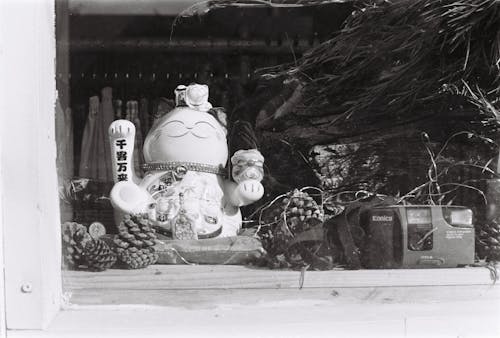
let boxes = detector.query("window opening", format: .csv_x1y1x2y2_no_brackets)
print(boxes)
55,2,499,307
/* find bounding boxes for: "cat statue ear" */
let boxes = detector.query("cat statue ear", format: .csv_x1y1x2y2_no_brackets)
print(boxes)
174,85,187,106
208,107,228,135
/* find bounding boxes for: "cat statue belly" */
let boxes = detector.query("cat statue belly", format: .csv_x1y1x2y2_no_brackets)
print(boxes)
108,84,264,238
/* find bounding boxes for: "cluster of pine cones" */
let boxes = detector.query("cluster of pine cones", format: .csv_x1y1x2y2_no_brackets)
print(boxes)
476,220,500,261
62,214,160,272
62,222,116,271
258,189,326,268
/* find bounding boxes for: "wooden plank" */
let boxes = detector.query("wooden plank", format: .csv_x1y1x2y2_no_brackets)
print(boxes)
55,0,70,110
65,285,500,308
11,286,500,338
63,265,497,291
0,103,5,338
406,316,500,338
68,38,312,54
67,0,347,16
68,0,205,16
55,0,74,224
0,0,62,330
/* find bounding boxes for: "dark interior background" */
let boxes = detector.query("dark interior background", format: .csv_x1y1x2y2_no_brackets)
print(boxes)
65,3,353,171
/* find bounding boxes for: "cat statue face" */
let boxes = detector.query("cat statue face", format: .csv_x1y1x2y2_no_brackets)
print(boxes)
143,106,228,167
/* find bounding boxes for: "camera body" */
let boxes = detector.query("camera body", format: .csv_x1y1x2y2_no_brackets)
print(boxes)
363,205,475,268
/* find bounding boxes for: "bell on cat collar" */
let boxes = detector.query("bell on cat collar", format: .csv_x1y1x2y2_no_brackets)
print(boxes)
174,85,187,106
175,165,187,178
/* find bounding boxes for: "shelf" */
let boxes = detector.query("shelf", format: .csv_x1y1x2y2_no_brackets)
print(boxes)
50,265,500,338
68,0,351,16
64,265,498,290
68,0,205,16
63,265,499,307
68,38,315,54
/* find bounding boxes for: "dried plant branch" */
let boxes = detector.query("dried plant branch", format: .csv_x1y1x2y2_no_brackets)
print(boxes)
398,130,500,205
259,0,500,140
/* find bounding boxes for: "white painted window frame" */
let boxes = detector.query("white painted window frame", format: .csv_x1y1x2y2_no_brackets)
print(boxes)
0,1,499,337
0,0,62,331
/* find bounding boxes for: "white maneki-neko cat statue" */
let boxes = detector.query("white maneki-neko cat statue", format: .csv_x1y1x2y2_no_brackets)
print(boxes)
108,84,264,240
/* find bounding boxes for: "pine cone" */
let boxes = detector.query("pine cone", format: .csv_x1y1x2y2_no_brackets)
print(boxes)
116,247,158,269
61,222,91,270
264,189,324,235
476,220,500,262
114,214,159,269
258,189,325,268
83,238,117,271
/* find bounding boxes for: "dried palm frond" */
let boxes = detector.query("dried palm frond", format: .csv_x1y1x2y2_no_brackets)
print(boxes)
263,0,500,139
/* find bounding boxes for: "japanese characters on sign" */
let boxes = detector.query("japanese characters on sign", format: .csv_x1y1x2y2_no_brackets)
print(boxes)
115,139,128,181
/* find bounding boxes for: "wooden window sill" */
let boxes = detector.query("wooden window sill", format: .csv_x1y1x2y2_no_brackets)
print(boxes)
63,265,493,308
62,265,497,307
7,265,500,338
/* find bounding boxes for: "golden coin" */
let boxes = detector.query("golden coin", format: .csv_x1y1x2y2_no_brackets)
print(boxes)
89,222,106,239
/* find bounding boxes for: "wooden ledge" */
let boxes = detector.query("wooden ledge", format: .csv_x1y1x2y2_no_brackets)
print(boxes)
68,0,203,16
56,265,500,338
68,0,349,16
63,265,499,307
64,265,497,291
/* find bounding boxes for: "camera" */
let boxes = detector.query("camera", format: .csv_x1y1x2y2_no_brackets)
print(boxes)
362,205,474,268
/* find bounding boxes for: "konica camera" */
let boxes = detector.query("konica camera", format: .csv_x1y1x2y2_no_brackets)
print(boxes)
362,205,474,268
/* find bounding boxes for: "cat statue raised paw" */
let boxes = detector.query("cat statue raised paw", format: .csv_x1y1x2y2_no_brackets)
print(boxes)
108,84,264,239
